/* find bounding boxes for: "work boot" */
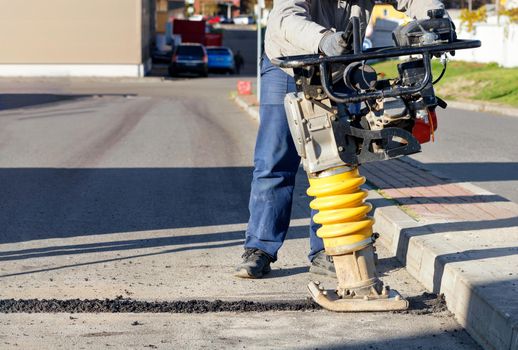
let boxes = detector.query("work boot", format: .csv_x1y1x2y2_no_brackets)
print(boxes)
235,248,273,279
309,250,336,277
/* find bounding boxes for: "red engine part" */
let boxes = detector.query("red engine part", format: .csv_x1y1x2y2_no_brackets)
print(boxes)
412,108,438,144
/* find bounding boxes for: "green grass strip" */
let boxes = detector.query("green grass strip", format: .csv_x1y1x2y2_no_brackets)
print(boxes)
372,60,518,107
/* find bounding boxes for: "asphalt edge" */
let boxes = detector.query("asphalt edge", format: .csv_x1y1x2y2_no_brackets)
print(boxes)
234,94,516,350
447,100,518,118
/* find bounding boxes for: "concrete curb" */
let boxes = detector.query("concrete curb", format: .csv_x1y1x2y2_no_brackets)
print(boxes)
234,94,518,350
369,187,518,350
447,100,518,118
234,95,259,121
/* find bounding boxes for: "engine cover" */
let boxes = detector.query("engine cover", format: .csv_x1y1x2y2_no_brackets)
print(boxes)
284,92,347,173
393,9,455,47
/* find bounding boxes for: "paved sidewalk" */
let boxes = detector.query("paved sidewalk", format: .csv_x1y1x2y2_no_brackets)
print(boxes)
364,159,518,350
235,94,518,350
363,159,518,223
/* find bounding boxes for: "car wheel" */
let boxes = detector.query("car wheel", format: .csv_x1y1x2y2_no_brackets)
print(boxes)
168,66,176,77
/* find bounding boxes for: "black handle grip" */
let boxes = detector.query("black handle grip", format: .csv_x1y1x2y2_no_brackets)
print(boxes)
427,8,445,19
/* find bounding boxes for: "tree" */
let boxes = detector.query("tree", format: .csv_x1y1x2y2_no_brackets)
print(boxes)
199,0,219,16
442,0,494,9
241,0,273,14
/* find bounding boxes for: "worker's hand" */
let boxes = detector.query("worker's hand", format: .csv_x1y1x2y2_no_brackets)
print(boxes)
319,31,349,57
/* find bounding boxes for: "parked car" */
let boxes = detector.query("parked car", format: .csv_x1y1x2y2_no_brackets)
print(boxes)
207,46,235,74
169,43,208,77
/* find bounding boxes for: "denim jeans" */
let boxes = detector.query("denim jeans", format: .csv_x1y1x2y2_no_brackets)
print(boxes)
244,55,324,262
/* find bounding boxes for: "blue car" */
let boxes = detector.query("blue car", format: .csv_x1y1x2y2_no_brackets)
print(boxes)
207,47,235,74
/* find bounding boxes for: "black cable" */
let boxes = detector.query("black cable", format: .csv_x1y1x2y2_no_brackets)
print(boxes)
361,60,370,90
432,60,447,85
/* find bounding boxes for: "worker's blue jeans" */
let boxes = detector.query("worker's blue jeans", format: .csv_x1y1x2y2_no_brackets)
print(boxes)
244,55,324,262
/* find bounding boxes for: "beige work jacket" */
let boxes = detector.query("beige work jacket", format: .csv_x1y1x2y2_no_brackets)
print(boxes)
265,0,445,60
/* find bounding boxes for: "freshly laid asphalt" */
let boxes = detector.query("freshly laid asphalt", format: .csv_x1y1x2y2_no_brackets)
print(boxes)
0,76,483,349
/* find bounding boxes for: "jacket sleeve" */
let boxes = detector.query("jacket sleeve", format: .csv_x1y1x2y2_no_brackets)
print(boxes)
267,0,329,54
393,0,445,19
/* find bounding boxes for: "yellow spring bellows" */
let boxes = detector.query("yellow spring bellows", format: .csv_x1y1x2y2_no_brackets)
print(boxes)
308,167,375,253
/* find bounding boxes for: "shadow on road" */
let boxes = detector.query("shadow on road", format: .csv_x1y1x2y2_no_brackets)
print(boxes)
0,221,312,264
0,166,314,278
148,64,256,80
303,327,480,350
0,236,245,278
0,94,92,112
423,162,518,183
0,167,311,245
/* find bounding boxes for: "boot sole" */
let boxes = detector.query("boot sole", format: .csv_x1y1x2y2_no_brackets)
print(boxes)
234,266,271,279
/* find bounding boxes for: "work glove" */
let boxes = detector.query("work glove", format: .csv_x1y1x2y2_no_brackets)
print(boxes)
319,31,349,57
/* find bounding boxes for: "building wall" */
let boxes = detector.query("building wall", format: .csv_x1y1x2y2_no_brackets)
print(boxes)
156,0,170,34
454,20,518,67
142,0,155,65
0,0,142,65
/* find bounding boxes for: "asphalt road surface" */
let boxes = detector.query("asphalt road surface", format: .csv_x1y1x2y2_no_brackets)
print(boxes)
0,76,481,349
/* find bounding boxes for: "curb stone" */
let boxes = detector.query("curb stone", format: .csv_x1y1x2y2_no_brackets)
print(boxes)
382,158,518,350
447,100,518,118
234,94,518,350
369,185,518,350
234,95,259,120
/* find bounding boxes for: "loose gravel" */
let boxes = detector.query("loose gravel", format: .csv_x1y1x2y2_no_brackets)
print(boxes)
0,298,320,313
0,292,446,314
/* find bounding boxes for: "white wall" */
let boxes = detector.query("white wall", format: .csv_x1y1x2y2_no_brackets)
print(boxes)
0,64,146,78
453,18,518,67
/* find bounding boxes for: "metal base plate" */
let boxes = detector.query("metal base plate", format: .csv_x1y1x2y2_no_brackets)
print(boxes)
308,281,409,312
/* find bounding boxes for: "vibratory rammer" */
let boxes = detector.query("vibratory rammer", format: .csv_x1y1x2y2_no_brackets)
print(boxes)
271,9,480,312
